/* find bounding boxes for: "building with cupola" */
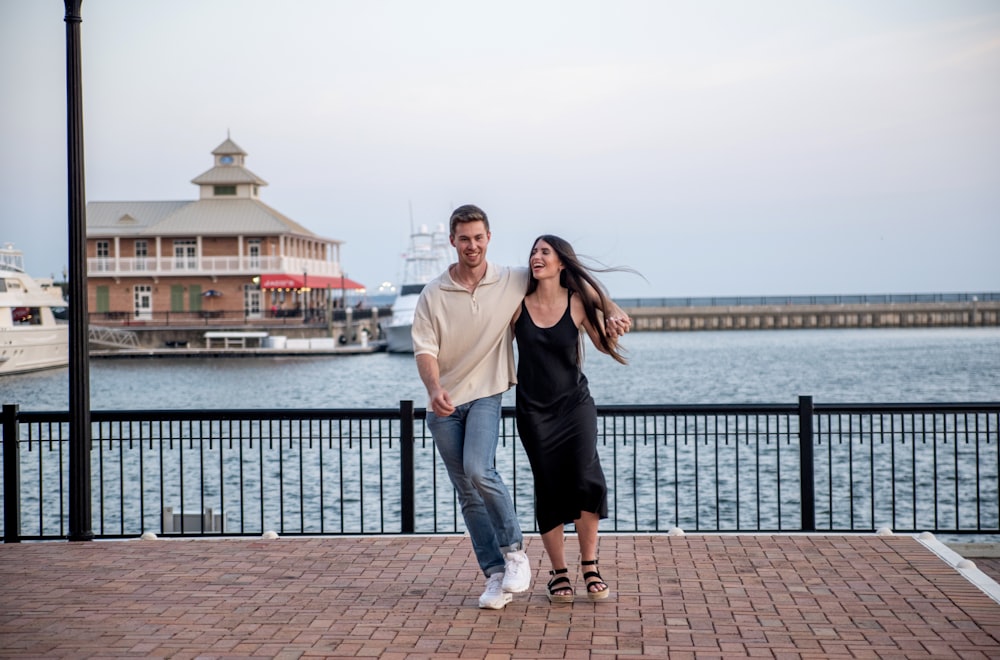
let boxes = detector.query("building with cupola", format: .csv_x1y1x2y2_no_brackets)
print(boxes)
85,137,365,323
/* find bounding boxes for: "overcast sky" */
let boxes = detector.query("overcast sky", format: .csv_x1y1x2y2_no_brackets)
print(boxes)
1,0,998,298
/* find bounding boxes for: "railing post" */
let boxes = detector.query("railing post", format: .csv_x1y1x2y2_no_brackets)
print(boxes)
798,395,816,532
3,404,21,543
400,400,415,533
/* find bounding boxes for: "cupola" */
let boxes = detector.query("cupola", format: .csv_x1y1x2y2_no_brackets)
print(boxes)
190,135,268,200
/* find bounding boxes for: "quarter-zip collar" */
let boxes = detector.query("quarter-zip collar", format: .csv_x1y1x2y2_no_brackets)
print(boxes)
439,261,501,293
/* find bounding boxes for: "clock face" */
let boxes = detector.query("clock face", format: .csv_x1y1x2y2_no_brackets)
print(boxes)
220,155,234,164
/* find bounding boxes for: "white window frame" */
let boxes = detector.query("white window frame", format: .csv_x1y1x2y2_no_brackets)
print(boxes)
174,239,197,270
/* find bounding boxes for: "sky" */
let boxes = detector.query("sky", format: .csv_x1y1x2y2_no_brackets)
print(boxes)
1,0,998,299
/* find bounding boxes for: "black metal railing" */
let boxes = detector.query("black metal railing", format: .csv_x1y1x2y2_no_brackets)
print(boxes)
2,399,998,541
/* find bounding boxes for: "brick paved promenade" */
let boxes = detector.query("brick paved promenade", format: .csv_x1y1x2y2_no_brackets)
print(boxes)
2,534,999,658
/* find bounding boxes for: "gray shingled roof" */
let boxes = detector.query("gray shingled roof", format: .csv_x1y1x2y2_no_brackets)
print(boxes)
87,201,193,235
212,138,246,155
190,166,267,186
86,199,336,242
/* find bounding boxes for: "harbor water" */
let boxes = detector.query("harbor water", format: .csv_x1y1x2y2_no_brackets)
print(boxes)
2,327,999,411
3,326,999,541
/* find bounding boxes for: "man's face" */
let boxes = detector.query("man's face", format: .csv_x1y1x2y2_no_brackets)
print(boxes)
451,220,490,269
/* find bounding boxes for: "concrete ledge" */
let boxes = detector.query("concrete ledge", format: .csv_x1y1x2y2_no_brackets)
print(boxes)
944,542,1000,558
919,533,1000,605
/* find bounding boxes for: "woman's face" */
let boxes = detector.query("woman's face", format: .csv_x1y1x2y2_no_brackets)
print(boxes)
529,239,563,282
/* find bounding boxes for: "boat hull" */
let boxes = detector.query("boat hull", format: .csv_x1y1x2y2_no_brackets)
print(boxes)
385,323,413,353
383,292,420,353
384,223,450,354
1,244,71,375
0,326,69,375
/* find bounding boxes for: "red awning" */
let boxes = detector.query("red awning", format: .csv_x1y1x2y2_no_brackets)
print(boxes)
259,273,367,291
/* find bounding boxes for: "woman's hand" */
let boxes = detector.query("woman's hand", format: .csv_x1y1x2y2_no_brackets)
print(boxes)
604,314,631,337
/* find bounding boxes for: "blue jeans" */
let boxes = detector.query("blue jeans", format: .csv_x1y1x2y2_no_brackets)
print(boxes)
427,394,523,577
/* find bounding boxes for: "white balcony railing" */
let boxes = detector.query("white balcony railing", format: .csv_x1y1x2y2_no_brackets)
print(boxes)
87,256,342,278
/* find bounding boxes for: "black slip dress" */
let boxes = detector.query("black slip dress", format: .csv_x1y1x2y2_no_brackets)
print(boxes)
514,292,608,534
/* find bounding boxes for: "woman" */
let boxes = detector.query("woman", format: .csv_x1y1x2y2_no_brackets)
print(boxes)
511,235,630,603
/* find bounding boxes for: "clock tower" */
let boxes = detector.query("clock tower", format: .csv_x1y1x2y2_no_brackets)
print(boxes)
191,136,268,200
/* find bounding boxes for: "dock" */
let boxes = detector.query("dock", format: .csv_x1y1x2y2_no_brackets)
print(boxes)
2,533,999,658
90,341,387,360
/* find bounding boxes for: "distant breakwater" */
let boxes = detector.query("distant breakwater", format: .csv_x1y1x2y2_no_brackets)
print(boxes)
86,295,999,349
623,299,1000,332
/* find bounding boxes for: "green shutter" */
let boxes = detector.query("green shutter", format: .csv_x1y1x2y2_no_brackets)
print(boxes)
189,284,202,311
170,285,184,312
96,286,109,313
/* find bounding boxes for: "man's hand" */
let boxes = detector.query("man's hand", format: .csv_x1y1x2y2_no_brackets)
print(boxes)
416,353,456,417
429,387,456,417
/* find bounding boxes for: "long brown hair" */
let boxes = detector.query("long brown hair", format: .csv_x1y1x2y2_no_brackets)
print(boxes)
527,234,633,365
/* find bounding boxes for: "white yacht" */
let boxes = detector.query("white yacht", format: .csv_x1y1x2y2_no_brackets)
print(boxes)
0,243,69,375
383,224,451,353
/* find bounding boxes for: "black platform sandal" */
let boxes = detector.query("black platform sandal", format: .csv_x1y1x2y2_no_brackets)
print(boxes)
547,568,574,603
581,560,609,600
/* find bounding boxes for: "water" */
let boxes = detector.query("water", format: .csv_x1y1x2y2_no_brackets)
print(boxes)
4,326,999,541
2,327,998,411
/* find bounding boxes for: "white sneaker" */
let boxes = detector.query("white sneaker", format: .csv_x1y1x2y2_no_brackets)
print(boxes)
479,573,513,609
502,549,531,593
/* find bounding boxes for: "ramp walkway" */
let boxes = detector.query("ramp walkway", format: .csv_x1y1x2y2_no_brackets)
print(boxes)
88,324,140,348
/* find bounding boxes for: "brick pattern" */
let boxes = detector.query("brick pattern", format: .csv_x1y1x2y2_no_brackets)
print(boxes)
977,558,1000,585
1,535,999,658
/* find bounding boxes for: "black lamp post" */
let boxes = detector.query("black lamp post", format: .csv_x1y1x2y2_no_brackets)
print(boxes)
65,0,93,541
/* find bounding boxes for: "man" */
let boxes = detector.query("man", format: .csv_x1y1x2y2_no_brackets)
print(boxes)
412,204,630,609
